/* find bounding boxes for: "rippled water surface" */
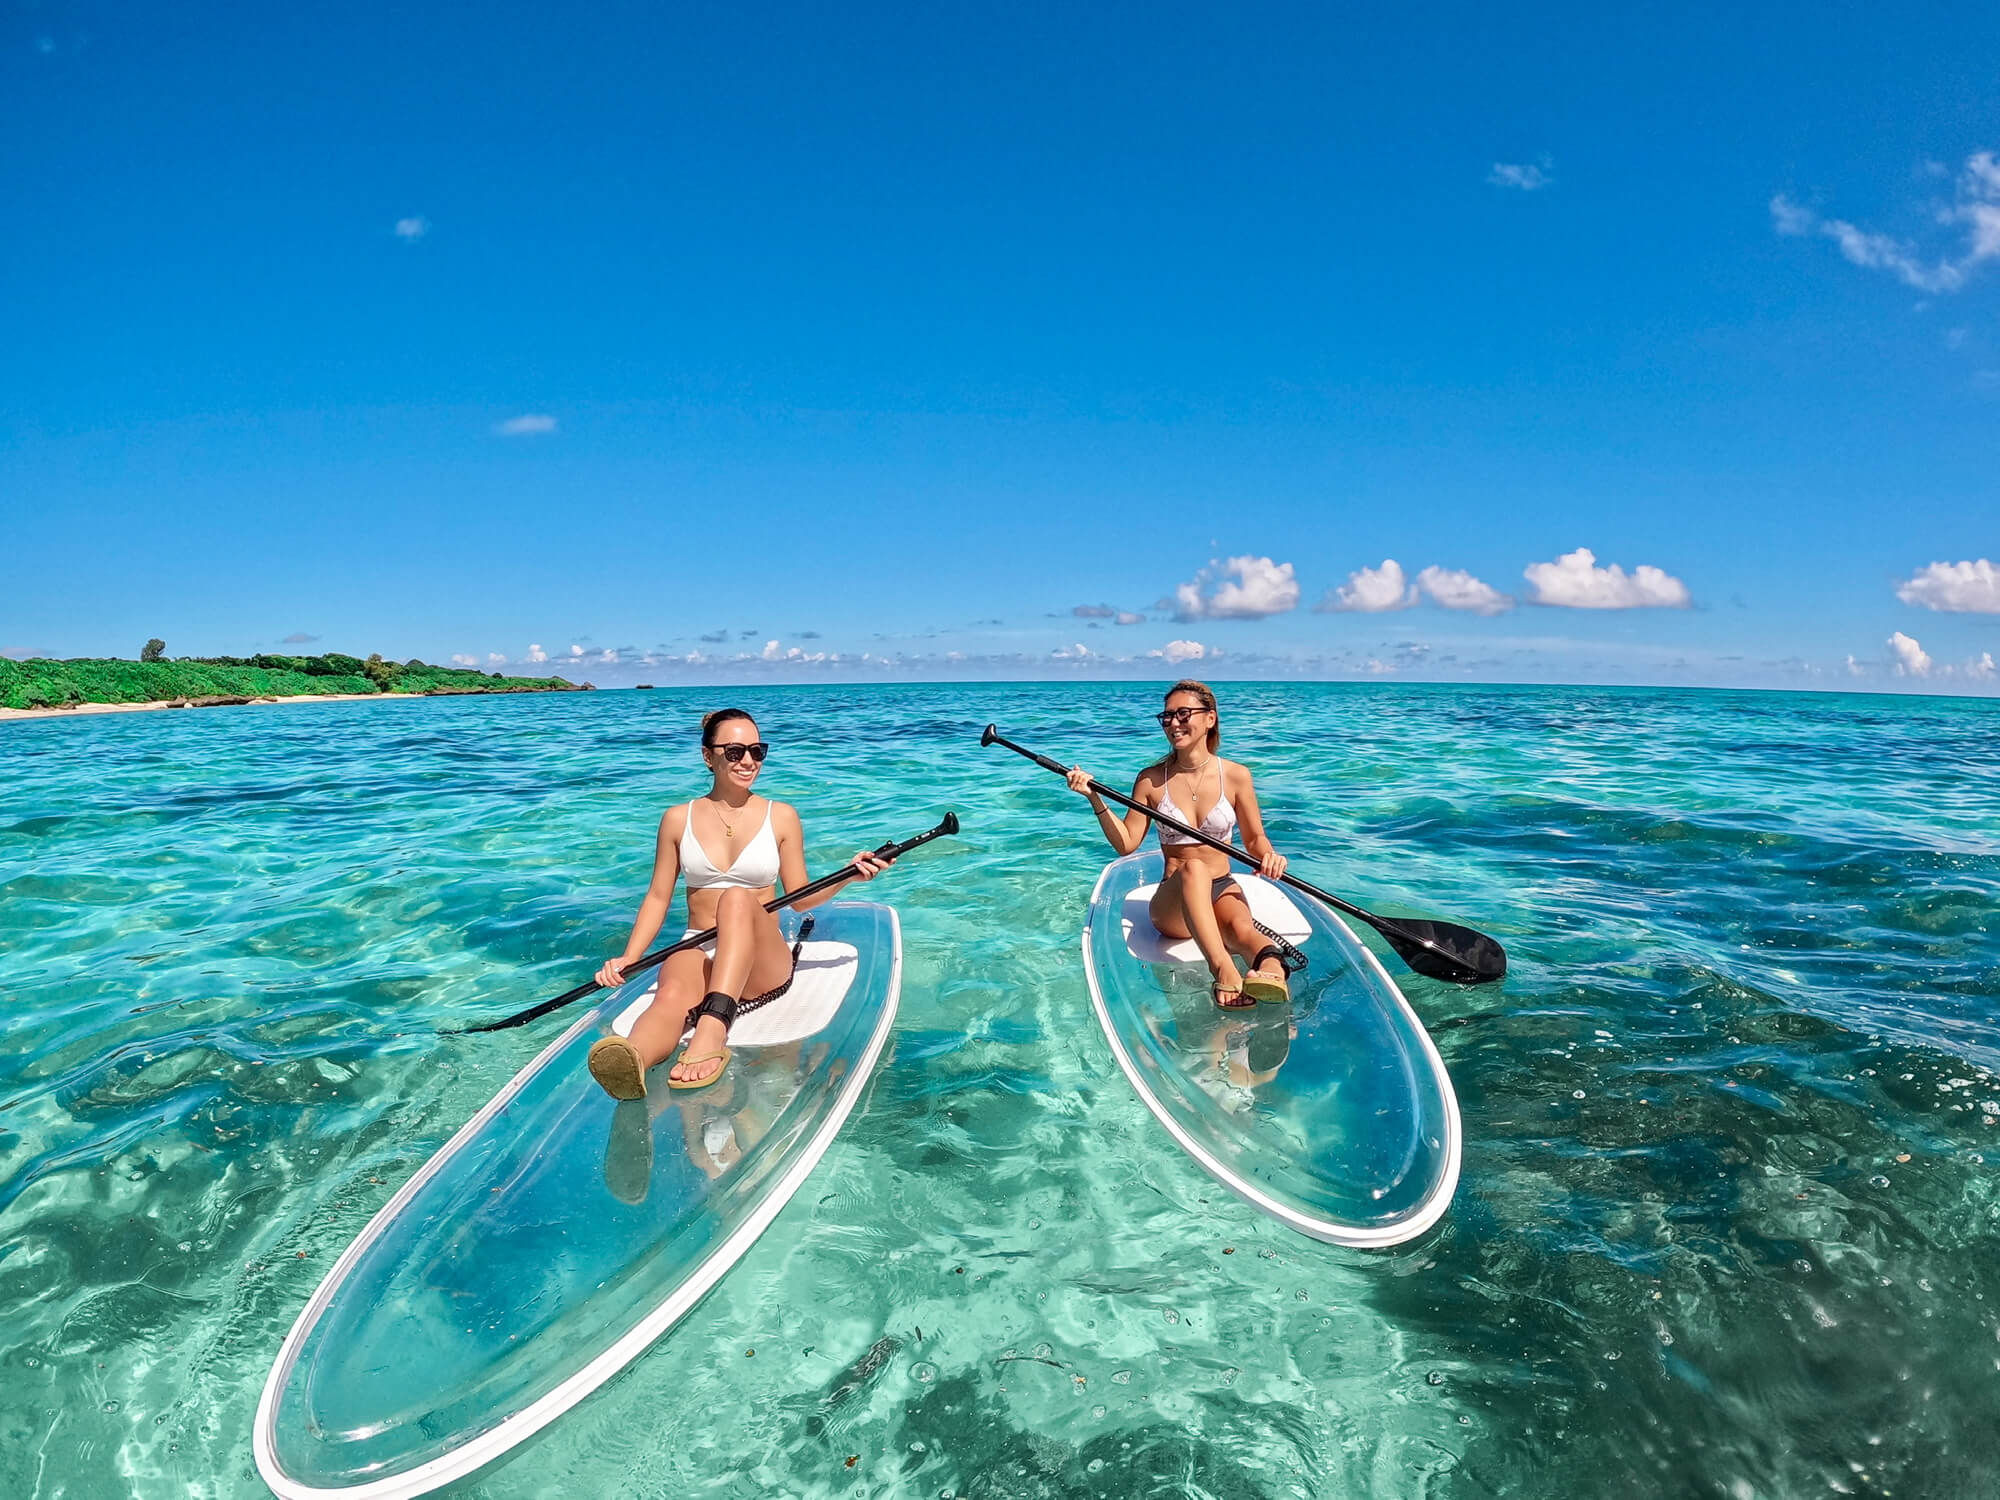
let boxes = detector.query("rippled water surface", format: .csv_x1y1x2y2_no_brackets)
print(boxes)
4,683,1998,1499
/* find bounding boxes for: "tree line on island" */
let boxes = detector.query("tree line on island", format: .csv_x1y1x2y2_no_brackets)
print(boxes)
2,641,583,712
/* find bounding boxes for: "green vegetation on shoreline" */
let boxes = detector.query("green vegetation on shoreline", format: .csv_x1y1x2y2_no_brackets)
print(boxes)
1,652,582,711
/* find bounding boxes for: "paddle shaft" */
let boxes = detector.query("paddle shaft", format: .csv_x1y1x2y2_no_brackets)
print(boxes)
981,726,1483,976
458,813,958,1034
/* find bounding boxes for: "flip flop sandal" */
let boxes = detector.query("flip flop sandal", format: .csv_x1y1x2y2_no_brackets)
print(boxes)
1211,981,1254,1011
587,1036,648,1101
1241,946,1292,1004
667,1048,733,1091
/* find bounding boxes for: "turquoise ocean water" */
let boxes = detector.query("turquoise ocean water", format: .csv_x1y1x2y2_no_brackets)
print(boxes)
3,682,1997,1499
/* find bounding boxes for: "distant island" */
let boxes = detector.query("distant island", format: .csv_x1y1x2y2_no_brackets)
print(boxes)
1,645,583,715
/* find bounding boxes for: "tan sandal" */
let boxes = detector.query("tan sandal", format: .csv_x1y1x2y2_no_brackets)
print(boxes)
1211,979,1253,1011
667,1048,732,1090
1242,966,1290,1005
587,1036,648,1101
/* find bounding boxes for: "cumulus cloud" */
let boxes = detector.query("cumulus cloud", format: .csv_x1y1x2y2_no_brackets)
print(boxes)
568,643,585,658
1845,655,1866,677
281,631,320,645
1152,639,1209,664
394,216,429,241
1896,558,2000,612
487,653,507,666
1316,559,1416,613
1173,555,1300,620
1416,565,1514,614
450,653,478,666
761,639,782,661
1772,153,2000,294
1115,610,1145,625
494,413,558,436
1523,547,1692,609
1051,642,1096,659
1888,631,1932,677
1970,651,1997,680
1488,159,1552,191
525,643,548,663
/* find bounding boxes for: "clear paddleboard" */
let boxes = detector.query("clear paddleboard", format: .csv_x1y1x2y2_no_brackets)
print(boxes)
255,903,901,1499
1082,853,1459,1247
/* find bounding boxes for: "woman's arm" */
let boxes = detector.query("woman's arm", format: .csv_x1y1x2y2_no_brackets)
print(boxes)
1229,763,1288,881
772,802,891,911
1064,767,1153,855
595,808,685,986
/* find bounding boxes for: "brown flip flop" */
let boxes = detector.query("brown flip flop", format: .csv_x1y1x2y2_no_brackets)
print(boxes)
587,1036,648,1101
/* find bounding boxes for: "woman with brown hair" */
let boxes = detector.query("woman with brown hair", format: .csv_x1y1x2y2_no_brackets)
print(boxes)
1065,680,1291,1009
585,707,892,1096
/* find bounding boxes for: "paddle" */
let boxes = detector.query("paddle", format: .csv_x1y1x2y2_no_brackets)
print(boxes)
454,812,961,1034
980,725,1505,984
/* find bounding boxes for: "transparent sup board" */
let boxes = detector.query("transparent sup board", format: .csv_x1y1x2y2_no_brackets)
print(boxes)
255,903,901,1500
1082,854,1459,1247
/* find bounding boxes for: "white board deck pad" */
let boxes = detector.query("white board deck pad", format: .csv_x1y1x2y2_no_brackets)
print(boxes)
1120,876,1309,966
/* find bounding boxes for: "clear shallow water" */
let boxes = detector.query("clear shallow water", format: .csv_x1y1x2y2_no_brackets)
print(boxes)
2,683,1997,1499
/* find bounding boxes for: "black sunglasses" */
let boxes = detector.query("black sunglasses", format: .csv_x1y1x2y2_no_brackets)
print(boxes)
1156,707,1208,727
707,741,769,764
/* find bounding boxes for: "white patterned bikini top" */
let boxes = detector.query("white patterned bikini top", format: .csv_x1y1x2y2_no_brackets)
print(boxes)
679,800,781,889
1155,759,1237,847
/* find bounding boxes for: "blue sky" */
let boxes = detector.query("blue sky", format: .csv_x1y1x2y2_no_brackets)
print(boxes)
4,2,1997,693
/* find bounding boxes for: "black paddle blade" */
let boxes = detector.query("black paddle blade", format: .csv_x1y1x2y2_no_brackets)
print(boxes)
1377,918,1507,984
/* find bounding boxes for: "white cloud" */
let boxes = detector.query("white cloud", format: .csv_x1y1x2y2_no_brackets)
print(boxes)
1523,547,1692,609
761,639,782,660
1969,651,1996,681
1362,657,1394,674
1845,654,1865,677
1153,639,1209,664
1888,631,1932,677
1488,159,1552,191
1051,642,1096,659
1317,559,1416,613
598,648,618,664
450,653,478,666
494,413,558,436
569,643,585,658
525,643,548,663
487,653,507,666
1173,555,1300,620
1896,558,2000,613
1771,154,2000,295
394,216,429,241
1115,610,1146,625
1416,564,1514,615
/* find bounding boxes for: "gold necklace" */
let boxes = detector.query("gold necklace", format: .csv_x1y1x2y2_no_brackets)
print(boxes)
711,796,741,839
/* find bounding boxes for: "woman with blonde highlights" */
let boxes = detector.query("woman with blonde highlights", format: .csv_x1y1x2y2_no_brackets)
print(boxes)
1066,681,1291,1008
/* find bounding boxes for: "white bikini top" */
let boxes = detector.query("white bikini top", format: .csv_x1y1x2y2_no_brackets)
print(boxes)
679,799,781,889
1155,759,1237,847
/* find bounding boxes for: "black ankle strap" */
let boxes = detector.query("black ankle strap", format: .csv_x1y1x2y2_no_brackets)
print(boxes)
687,990,739,1029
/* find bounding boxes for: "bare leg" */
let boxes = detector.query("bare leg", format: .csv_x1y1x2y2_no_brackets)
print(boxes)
1151,865,1245,1003
1215,895,1287,987
625,949,707,1068
668,889,794,1086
